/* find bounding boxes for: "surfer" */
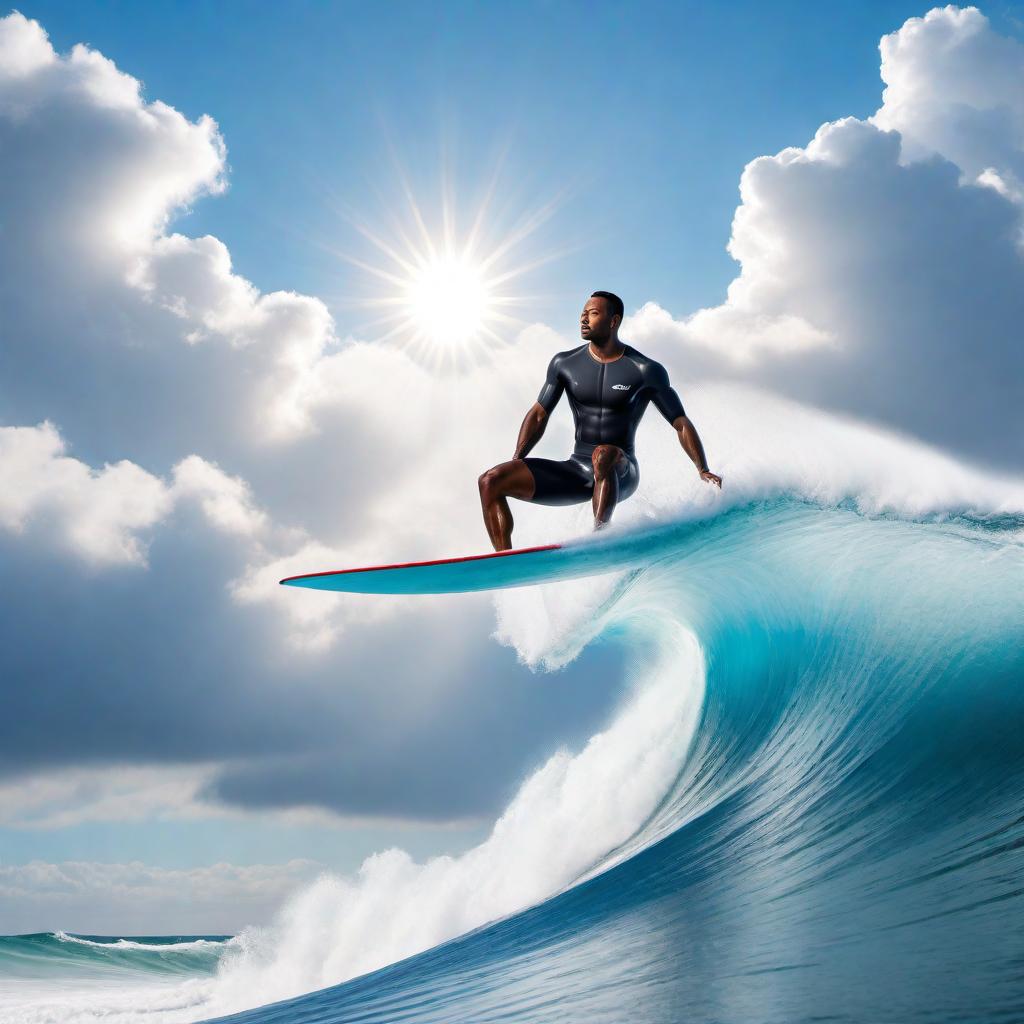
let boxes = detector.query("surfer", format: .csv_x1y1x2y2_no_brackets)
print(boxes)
478,291,722,551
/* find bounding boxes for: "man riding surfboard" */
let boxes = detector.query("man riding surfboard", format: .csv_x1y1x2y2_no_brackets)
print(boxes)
478,291,722,551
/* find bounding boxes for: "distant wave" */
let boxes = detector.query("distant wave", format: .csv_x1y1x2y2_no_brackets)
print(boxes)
0,932,230,1024
53,931,227,954
0,930,229,978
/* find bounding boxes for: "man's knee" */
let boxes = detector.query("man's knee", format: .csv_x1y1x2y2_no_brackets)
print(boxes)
592,445,622,477
478,466,500,501
479,463,515,501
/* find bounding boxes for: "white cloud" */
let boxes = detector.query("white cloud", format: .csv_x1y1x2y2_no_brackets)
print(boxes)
872,5,1024,189
0,8,53,78
170,454,268,538
0,8,337,480
0,9,559,603
0,421,171,565
0,422,274,565
0,858,321,934
0,762,444,832
129,232,339,441
628,298,832,367
0,13,224,258
627,6,1024,469
0,764,215,829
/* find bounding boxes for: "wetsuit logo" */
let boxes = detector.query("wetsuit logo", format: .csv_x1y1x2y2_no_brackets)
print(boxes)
611,384,632,391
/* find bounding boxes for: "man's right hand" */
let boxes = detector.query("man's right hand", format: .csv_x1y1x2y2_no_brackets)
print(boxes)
700,469,723,488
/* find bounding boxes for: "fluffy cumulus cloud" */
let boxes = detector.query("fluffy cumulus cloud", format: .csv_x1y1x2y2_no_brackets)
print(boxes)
0,421,170,565
1,3,1022,922
872,5,1024,188
629,5,1024,469
0,421,269,565
0,8,341,478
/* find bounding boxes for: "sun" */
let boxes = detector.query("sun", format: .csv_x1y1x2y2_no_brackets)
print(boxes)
321,163,565,370
404,253,494,349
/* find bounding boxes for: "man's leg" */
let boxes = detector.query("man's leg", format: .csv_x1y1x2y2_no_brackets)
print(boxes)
592,445,626,528
478,460,536,551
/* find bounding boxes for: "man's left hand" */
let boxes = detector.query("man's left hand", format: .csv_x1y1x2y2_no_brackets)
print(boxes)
700,469,723,488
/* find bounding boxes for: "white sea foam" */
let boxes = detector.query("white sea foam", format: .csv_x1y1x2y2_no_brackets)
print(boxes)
199,617,705,1016
625,382,1024,525
0,936,229,1024
53,931,224,953
0,976,215,1024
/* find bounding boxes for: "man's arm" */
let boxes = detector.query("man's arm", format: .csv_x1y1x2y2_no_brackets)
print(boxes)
514,354,565,459
648,361,722,488
671,414,722,488
514,403,549,459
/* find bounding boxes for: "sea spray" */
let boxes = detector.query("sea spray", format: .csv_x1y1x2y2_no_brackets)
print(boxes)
206,617,706,1013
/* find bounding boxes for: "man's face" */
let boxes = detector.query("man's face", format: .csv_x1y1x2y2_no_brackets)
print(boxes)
580,297,616,343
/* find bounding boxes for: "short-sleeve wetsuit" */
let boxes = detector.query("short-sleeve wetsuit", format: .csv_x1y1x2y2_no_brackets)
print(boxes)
523,343,685,506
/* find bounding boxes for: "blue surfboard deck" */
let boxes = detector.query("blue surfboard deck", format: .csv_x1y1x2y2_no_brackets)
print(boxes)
280,544,572,595
279,520,691,595
280,536,650,594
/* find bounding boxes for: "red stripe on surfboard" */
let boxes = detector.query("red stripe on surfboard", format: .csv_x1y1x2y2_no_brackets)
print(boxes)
279,543,563,585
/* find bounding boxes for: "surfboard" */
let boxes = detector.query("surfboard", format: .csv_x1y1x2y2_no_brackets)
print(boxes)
280,544,567,595
279,518,690,596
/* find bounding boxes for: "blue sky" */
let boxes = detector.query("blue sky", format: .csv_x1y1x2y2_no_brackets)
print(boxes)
21,0,1008,327
2,1,1024,934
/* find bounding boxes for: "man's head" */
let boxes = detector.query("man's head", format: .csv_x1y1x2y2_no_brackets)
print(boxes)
581,291,624,344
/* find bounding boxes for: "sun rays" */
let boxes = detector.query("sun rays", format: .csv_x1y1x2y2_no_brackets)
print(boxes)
319,156,570,371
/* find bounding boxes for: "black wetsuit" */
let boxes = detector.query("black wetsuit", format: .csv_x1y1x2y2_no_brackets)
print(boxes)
524,343,685,506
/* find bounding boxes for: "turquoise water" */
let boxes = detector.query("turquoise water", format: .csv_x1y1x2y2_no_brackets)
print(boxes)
0,932,228,979
5,499,1023,1022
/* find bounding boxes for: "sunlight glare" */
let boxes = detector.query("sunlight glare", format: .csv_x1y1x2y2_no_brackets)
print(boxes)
321,158,568,370
406,256,492,348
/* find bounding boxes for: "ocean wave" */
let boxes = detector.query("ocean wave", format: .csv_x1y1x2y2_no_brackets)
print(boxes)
53,932,228,954
4,402,1024,1023
195,486,1023,1021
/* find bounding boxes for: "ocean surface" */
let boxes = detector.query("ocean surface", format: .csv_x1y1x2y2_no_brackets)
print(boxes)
3,492,1023,1023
